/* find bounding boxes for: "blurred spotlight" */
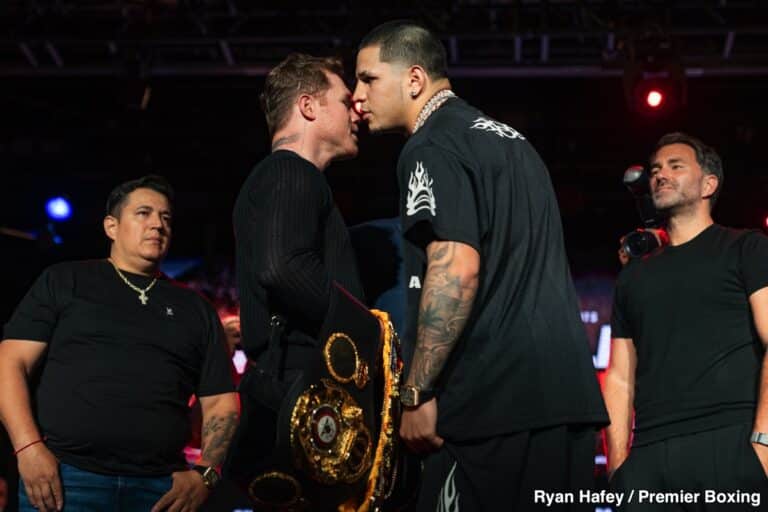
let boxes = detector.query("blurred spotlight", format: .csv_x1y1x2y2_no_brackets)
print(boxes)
646,89,664,108
46,197,72,221
622,34,686,116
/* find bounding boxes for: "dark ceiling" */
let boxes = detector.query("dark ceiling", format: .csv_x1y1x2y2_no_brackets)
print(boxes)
2,1,768,313
3,1,768,76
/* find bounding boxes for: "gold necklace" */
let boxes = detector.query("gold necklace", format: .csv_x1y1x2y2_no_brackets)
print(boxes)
108,259,158,305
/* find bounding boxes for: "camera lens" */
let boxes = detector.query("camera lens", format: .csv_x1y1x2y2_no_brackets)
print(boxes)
623,231,660,258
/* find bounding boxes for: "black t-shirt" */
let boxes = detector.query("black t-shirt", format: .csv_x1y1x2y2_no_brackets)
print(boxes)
398,98,608,440
611,224,768,445
2,260,235,475
233,150,364,358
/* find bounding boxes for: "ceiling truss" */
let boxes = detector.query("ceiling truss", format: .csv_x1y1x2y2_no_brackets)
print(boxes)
2,1,768,77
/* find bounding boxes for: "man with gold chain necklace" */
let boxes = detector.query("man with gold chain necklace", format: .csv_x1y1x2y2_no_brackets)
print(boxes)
354,21,608,510
0,175,238,511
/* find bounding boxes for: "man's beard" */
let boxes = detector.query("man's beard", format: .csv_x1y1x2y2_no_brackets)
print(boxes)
653,190,696,214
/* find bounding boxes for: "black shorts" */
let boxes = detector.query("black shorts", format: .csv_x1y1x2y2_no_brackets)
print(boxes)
414,424,598,511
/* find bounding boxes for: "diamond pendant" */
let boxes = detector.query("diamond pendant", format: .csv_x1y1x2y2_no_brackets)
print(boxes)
139,292,148,305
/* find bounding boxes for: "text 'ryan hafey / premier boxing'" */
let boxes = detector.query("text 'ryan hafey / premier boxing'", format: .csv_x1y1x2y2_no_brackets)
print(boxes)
534,489,762,508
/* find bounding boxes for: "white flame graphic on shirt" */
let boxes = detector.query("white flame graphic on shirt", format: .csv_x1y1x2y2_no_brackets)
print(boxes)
406,161,437,216
470,117,526,140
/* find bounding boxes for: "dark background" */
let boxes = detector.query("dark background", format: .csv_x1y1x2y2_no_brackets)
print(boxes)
3,75,766,322
3,2,767,312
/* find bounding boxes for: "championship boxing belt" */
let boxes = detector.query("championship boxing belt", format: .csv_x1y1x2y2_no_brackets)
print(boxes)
225,282,414,511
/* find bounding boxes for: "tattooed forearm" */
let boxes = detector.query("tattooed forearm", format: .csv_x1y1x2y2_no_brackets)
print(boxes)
271,134,300,151
407,241,479,389
200,412,238,465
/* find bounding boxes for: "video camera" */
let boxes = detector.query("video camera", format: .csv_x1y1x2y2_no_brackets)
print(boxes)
621,165,667,258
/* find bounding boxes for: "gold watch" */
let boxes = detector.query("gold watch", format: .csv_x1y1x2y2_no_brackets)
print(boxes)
399,385,436,407
192,465,220,490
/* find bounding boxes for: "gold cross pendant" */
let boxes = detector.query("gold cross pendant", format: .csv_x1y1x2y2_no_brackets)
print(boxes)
139,292,148,305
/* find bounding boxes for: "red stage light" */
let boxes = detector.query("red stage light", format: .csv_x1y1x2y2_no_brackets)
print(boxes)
646,90,664,108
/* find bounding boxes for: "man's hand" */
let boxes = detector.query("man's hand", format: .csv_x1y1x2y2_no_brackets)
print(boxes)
399,398,444,454
17,443,62,512
606,454,629,482
752,442,768,476
151,470,209,512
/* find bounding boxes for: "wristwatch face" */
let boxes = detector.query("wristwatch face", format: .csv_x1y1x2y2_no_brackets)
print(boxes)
205,467,220,487
195,466,220,489
400,385,419,407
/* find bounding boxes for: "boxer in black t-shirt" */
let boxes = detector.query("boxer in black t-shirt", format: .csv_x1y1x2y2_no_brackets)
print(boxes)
227,53,377,509
354,21,608,510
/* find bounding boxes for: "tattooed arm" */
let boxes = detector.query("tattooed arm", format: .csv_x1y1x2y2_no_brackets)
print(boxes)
400,240,480,453
151,392,239,512
197,393,240,467
408,240,480,388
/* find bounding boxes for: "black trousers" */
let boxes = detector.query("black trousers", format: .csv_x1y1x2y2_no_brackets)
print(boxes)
610,422,768,511
414,424,598,511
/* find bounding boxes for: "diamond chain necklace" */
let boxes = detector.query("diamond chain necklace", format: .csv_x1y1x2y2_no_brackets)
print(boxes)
413,89,457,134
108,258,158,305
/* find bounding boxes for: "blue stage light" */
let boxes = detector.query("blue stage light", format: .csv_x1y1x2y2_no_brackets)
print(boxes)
46,197,72,221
